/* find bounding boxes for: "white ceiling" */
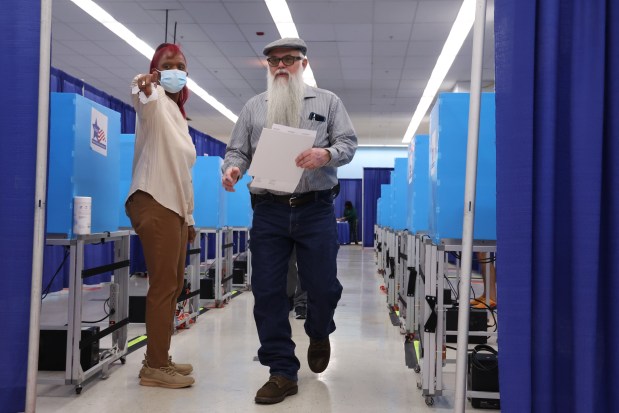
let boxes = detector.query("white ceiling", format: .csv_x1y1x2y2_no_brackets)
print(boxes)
51,0,495,145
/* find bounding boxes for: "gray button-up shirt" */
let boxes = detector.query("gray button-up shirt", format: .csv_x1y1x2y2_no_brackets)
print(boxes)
222,86,358,195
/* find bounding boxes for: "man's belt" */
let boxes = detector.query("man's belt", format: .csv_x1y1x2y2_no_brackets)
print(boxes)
255,189,333,207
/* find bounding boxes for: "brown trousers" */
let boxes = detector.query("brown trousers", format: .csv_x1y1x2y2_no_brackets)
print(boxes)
126,191,188,368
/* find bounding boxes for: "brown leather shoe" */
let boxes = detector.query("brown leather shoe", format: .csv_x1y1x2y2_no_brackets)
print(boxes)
255,375,298,404
308,337,331,373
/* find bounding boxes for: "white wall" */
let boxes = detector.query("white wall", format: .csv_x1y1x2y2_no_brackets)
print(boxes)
338,147,408,179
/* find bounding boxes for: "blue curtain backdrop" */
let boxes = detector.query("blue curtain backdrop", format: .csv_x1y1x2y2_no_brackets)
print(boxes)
495,0,619,412
362,168,393,247
0,1,40,409
334,179,362,241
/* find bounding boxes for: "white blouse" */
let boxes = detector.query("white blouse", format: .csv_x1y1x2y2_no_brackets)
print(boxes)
127,75,196,225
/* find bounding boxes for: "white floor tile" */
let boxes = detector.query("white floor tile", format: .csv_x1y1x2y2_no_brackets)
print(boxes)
36,246,498,412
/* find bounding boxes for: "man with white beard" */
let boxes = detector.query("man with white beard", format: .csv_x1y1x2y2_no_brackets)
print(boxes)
222,38,357,405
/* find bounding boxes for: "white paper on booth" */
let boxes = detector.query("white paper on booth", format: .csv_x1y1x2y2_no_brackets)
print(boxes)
247,125,316,192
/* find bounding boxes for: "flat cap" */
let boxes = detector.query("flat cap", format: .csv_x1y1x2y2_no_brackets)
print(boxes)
263,37,307,56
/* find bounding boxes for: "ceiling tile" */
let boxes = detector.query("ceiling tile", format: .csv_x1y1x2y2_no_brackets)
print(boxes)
306,41,340,57
373,24,412,41
52,21,85,41
372,41,409,57
334,24,373,42
224,2,273,24
372,79,401,90
181,41,225,58
410,22,452,41
415,0,461,23
297,24,337,42
182,2,234,24
238,25,280,43
337,41,372,57
373,1,418,24
218,42,256,57
199,24,246,42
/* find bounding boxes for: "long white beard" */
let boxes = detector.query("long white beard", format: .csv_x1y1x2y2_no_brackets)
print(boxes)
266,67,305,128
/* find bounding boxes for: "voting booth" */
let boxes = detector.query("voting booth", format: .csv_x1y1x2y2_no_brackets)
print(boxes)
47,93,121,237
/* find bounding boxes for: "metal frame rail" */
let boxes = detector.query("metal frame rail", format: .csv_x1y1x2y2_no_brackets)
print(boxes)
39,231,130,394
415,238,498,406
228,226,251,289
176,234,202,329
198,227,237,308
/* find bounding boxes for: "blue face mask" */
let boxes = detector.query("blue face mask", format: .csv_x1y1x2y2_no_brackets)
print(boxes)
158,69,187,93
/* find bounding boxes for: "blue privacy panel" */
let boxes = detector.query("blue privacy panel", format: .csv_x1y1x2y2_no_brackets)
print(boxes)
379,184,393,228
391,158,408,230
47,93,121,237
118,134,135,228
429,92,496,242
407,135,430,233
225,174,252,227
193,156,227,228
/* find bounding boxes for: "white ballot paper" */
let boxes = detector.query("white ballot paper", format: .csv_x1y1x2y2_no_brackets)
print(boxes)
247,124,316,192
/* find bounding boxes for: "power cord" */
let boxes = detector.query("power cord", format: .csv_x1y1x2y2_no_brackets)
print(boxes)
83,298,113,323
449,251,496,264
41,247,70,300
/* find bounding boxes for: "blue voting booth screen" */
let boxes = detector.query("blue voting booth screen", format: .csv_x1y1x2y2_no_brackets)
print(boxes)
193,156,226,228
428,92,496,243
47,93,121,237
118,134,135,229
407,135,430,234
390,158,408,231
225,174,252,227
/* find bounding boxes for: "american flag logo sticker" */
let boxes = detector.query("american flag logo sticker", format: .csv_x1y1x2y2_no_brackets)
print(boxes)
90,107,108,156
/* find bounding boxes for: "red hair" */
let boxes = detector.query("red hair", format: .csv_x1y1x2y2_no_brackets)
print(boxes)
150,43,189,118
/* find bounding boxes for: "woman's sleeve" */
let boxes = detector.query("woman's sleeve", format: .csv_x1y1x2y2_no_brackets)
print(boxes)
131,75,160,119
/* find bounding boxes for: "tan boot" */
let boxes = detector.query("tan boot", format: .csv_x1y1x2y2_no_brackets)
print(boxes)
139,361,195,389
140,354,193,376
168,356,193,375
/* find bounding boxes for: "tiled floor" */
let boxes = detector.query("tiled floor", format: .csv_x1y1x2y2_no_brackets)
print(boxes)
36,246,497,412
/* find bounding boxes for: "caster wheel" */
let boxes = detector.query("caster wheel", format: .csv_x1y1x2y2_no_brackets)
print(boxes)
120,357,126,365
425,396,434,406
75,386,82,395
414,365,421,373
417,382,422,390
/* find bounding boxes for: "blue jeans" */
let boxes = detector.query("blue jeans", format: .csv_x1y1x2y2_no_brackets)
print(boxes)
250,193,342,381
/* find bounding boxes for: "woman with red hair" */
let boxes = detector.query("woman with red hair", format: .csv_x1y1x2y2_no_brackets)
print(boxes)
125,43,196,389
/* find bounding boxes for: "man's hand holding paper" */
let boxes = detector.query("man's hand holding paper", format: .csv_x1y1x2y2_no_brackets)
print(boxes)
247,124,317,193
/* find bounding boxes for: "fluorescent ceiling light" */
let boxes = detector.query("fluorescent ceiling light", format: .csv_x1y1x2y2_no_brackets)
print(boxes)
264,0,317,87
401,0,476,143
69,0,238,123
